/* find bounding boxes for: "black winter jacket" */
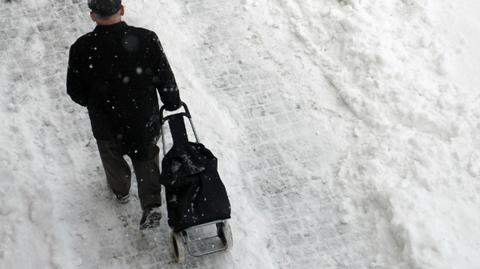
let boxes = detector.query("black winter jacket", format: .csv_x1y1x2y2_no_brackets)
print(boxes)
67,22,181,160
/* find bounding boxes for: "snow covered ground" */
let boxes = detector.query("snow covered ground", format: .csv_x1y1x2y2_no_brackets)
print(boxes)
1,0,480,268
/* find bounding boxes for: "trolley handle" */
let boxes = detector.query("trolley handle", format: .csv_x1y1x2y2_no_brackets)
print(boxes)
160,102,191,124
159,102,200,156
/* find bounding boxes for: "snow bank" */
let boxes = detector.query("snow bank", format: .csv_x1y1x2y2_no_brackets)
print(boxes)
236,0,480,267
265,0,480,267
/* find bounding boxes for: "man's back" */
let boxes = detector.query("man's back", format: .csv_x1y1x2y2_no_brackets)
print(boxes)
67,21,180,159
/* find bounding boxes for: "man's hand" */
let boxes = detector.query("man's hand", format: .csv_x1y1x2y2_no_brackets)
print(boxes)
165,101,181,112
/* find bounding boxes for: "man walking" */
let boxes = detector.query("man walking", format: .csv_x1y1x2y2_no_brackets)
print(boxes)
67,0,181,229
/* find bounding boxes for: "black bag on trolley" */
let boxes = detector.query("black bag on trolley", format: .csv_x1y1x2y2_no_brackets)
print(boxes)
159,103,231,232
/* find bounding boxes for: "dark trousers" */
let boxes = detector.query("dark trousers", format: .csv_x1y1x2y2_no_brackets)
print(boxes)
97,140,162,210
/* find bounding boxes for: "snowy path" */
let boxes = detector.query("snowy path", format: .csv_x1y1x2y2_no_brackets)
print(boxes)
1,0,374,268
2,0,480,268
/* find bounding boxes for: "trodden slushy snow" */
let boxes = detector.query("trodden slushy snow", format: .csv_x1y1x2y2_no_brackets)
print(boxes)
1,0,480,268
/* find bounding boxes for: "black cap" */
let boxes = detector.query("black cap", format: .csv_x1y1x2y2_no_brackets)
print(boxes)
88,0,122,17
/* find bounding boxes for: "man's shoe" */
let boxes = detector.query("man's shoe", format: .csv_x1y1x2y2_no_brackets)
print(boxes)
114,193,130,204
107,184,130,204
140,207,162,230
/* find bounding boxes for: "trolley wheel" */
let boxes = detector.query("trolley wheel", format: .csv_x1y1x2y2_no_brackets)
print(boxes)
217,221,233,251
171,231,186,263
